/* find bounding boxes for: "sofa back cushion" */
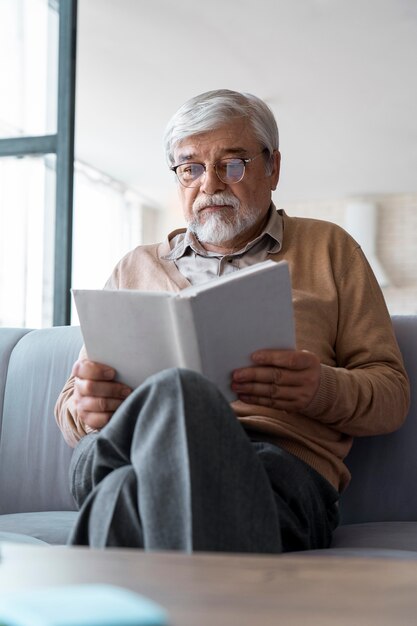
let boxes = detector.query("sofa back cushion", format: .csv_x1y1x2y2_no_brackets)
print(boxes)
0,328,31,432
0,326,83,514
340,315,417,524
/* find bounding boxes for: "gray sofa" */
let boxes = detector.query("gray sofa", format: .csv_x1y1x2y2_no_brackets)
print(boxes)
0,317,416,555
0,326,81,545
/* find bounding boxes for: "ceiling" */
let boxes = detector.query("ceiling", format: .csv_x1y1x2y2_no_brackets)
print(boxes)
75,0,417,216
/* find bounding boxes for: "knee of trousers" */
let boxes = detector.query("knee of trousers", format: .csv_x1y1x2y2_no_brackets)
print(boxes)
118,367,237,441
146,367,221,394
153,367,244,440
130,367,231,414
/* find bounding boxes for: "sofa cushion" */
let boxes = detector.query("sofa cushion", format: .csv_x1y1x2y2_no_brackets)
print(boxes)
302,547,417,560
340,315,417,524
0,511,78,545
0,328,31,432
0,531,47,545
331,521,417,551
0,326,83,514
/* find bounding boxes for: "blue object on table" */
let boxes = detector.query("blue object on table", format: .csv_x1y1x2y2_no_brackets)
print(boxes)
0,583,168,626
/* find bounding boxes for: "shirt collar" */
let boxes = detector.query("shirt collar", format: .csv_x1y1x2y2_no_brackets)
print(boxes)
163,204,283,261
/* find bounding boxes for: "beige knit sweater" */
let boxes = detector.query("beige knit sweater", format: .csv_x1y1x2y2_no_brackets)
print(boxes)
55,211,410,491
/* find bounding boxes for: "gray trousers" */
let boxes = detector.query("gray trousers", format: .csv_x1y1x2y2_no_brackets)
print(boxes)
68,368,339,553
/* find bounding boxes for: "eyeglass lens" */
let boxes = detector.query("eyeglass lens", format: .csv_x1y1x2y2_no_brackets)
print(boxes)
176,159,245,187
216,160,245,183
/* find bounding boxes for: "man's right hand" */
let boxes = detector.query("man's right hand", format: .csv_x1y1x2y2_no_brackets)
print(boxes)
71,358,132,431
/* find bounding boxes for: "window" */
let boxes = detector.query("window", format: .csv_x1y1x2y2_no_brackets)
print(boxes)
0,0,75,327
0,0,58,138
71,162,152,325
0,155,56,326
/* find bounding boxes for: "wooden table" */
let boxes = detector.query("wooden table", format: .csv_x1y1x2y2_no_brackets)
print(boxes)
1,543,417,625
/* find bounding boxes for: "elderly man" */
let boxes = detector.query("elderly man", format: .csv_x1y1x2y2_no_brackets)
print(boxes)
56,89,409,553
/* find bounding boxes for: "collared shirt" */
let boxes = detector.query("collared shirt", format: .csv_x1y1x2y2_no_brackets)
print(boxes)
162,206,283,286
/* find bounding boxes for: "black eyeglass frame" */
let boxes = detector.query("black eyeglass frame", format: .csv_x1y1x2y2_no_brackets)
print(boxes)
170,149,269,187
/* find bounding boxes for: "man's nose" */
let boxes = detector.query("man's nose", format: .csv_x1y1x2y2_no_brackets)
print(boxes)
199,166,227,194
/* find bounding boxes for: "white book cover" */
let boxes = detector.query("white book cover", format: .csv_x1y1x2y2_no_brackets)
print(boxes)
73,259,295,401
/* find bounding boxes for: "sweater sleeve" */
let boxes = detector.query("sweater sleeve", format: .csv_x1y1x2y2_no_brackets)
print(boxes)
54,260,124,446
301,247,410,436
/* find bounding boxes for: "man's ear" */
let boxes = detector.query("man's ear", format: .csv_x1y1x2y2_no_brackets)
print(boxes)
270,150,281,190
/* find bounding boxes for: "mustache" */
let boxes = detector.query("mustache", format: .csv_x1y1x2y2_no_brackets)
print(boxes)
193,193,240,212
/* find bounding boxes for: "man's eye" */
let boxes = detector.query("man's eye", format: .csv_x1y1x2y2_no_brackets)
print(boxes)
181,164,203,178
177,165,193,178
225,160,242,171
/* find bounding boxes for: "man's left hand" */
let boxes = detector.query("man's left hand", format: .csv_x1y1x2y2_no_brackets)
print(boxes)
231,349,321,411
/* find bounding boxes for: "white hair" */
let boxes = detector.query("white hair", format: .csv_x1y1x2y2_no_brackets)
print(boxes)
163,89,279,172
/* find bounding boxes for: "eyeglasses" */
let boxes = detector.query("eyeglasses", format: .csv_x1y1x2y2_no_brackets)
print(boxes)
170,150,268,188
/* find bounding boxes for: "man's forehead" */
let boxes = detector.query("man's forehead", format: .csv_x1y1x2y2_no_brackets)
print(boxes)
175,143,249,162
173,121,258,162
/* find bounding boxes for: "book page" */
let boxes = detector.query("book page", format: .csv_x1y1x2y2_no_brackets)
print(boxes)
169,297,203,373
181,261,295,401
73,289,179,390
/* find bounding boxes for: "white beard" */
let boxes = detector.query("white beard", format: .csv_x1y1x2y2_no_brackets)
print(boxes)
187,193,259,246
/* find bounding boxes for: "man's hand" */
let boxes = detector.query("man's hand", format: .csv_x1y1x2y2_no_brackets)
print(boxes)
231,349,321,411
72,358,132,431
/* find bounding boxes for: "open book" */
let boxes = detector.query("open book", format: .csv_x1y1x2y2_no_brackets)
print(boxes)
73,259,295,402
